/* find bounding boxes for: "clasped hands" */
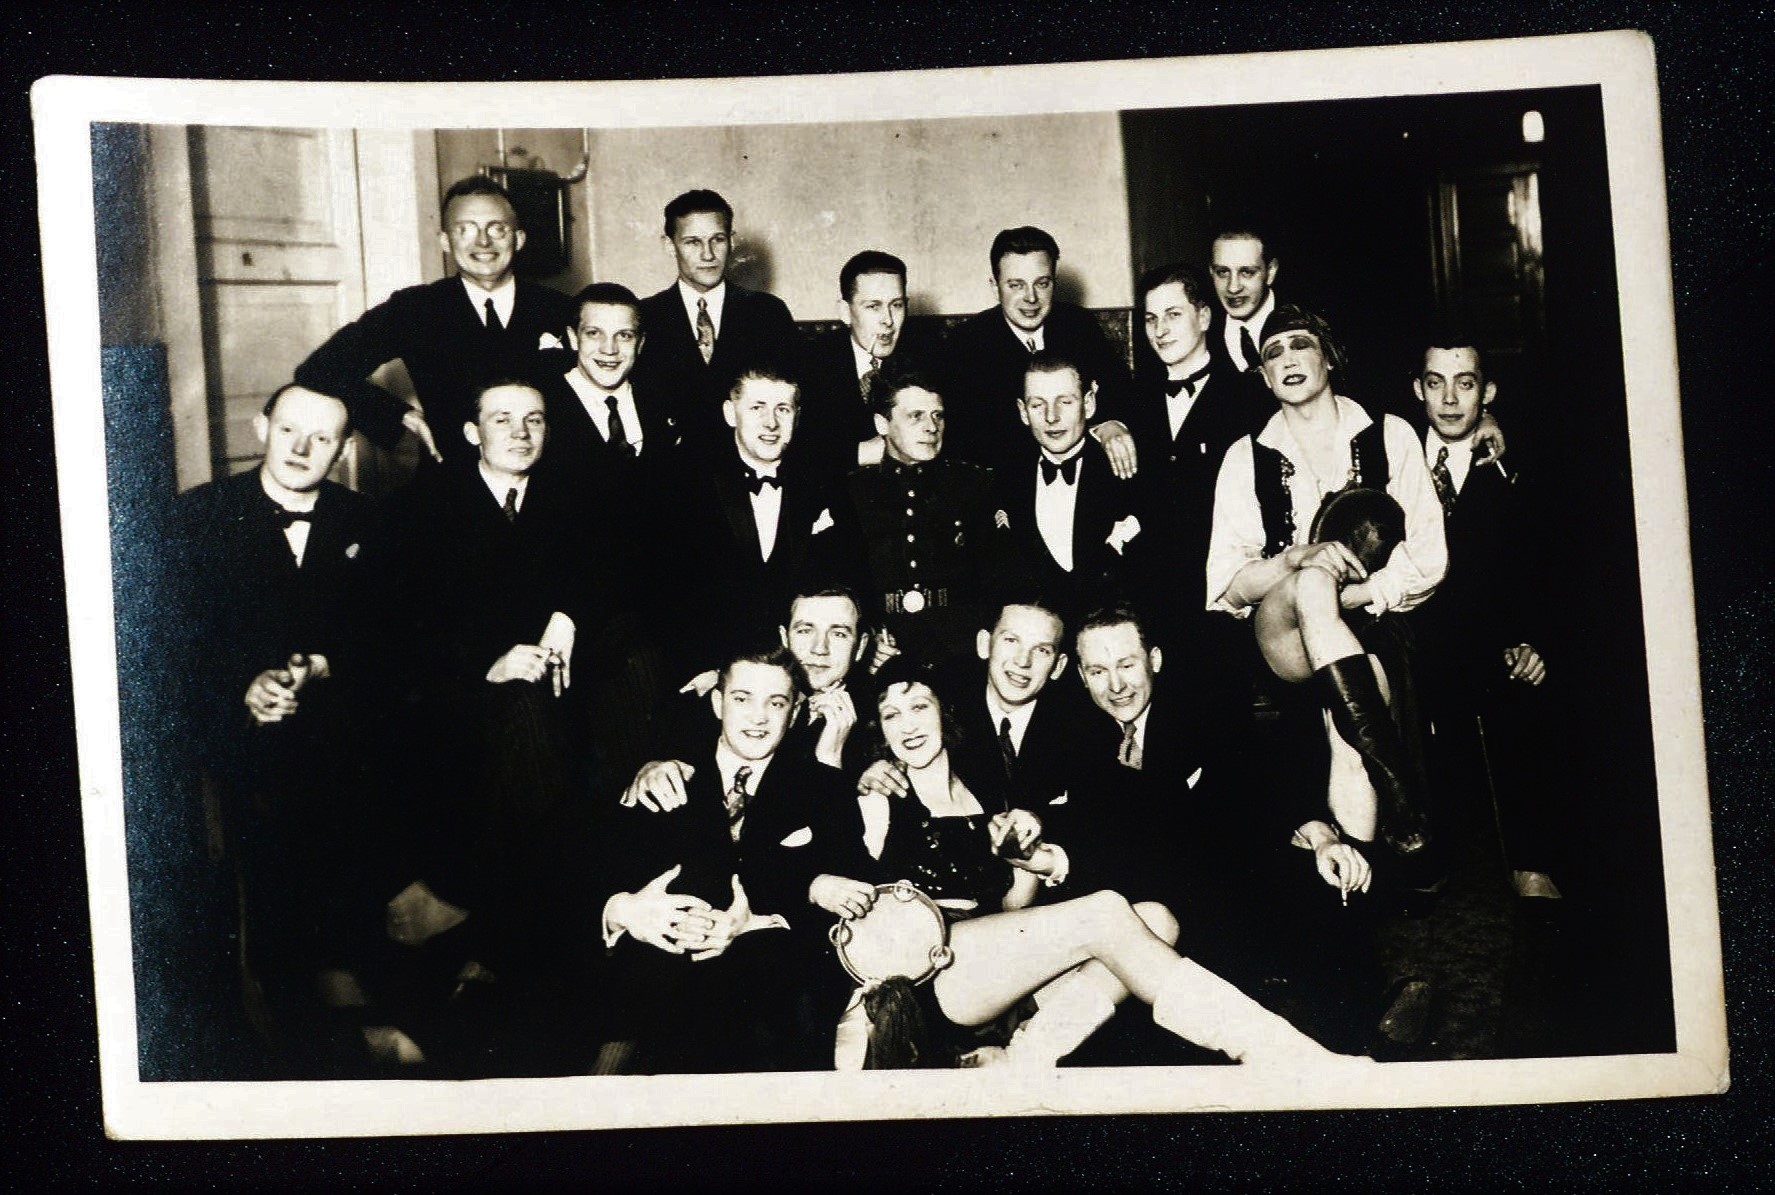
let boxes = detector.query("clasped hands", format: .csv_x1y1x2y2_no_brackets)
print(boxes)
609,865,758,961
243,652,329,724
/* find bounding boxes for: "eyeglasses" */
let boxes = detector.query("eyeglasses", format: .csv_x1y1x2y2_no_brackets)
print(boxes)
450,221,515,242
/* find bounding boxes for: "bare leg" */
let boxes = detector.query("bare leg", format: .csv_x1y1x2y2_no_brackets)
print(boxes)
1257,566,1369,684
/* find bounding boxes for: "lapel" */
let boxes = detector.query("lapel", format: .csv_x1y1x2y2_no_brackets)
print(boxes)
714,466,764,563
1070,450,1113,566
708,284,747,374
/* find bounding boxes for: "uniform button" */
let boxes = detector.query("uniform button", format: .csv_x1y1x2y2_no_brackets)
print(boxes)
910,560,917,568
906,508,914,516
906,533,915,542
906,490,915,498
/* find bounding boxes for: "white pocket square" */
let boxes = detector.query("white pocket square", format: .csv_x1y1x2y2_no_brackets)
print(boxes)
1048,792,1069,806
1106,515,1142,555
537,331,565,350
1186,767,1203,790
811,508,835,535
779,826,814,848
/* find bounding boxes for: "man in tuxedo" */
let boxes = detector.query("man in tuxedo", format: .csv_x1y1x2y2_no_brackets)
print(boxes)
1208,227,1281,376
847,371,1005,667
996,349,1149,629
294,175,576,465
591,645,857,1072
661,362,860,681
634,189,801,459
941,226,1137,479
1412,341,1564,901
799,250,937,482
172,383,386,1071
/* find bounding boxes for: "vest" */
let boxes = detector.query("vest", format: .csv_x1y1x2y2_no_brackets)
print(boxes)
1251,417,1390,559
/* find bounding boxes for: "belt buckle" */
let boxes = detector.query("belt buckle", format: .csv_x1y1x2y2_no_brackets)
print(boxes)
901,587,926,614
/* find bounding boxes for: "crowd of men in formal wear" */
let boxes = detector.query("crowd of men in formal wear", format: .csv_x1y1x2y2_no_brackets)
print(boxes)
171,175,1567,1078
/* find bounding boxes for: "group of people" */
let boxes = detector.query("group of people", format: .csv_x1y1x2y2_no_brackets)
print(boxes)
171,174,1565,1079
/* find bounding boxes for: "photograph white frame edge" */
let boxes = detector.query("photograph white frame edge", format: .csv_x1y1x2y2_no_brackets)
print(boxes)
31,28,1726,1140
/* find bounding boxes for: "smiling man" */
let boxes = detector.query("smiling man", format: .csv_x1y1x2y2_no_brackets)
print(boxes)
294,176,576,465
634,189,800,459
942,226,1136,479
1209,228,1282,375
539,281,682,482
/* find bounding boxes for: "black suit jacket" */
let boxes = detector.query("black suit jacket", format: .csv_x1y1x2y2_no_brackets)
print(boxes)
995,444,1148,627
172,471,378,766
661,452,864,677
1206,304,1275,379
634,282,801,459
796,326,940,485
1124,362,1272,626
939,661,1088,818
942,302,1131,473
294,275,576,456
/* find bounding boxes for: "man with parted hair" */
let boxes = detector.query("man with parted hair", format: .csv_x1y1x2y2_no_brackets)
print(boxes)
634,189,800,459
942,226,1137,479
295,175,577,465
1208,226,1283,376
799,249,939,482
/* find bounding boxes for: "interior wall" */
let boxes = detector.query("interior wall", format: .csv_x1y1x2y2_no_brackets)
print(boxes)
576,113,1133,318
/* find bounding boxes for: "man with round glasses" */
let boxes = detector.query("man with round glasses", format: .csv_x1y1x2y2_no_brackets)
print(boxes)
295,175,577,466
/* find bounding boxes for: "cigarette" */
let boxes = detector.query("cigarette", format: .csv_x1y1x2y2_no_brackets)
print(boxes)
1341,887,1349,908
1493,460,1509,479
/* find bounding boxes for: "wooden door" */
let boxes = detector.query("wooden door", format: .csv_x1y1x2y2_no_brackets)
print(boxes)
189,127,367,480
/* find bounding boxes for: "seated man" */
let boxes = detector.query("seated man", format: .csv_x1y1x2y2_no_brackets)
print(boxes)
170,383,388,1073
846,371,1007,667
1412,339,1564,901
371,378,603,1074
295,175,575,465
590,646,857,1072
995,349,1149,628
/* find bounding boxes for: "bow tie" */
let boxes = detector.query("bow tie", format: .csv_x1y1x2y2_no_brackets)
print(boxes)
1165,363,1213,399
267,501,313,529
744,469,781,494
1040,455,1081,486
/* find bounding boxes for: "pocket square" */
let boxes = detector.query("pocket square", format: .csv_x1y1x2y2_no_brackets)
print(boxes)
345,542,360,560
537,331,564,350
994,509,1010,529
1048,792,1069,806
1185,767,1203,790
1106,515,1142,555
811,508,835,535
779,826,814,848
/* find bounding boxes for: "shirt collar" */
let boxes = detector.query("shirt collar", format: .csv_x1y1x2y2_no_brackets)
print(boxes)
477,461,530,508
1255,393,1371,453
462,275,517,321
715,739,773,795
679,278,727,327
258,468,317,514
851,336,886,378
1003,314,1045,351
985,686,1038,743
1038,441,1088,468
1229,290,1276,332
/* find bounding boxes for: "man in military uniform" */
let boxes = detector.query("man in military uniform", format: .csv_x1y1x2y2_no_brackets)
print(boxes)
845,371,1003,666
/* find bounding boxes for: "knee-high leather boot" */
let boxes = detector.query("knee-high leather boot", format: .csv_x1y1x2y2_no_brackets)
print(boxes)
1316,655,1433,861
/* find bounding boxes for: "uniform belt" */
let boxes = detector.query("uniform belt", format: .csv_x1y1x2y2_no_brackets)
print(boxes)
884,586,949,614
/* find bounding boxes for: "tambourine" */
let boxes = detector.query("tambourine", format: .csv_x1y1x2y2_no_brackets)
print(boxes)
828,881,954,986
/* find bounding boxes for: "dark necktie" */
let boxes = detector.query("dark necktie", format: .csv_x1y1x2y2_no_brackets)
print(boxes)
605,395,635,456
696,298,716,364
860,356,880,403
266,501,311,530
1024,336,1038,354
744,469,780,495
726,765,753,841
1238,323,1259,372
1117,719,1143,771
1165,362,1214,398
484,298,503,334
502,487,519,523
998,715,1017,780
1040,455,1080,486
1431,445,1457,520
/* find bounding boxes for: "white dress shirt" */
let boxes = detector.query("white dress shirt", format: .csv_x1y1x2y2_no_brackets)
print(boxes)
260,472,316,566
463,276,517,328
565,369,644,453
1424,430,1477,494
477,462,530,513
1206,395,1448,616
1221,291,1276,372
1004,315,1045,352
984,688,1039,754
678,278,727,340
1033,446,1085,572
746,461,783,561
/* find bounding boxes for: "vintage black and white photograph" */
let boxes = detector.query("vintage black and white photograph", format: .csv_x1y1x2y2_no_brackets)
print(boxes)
32,29,1724,1139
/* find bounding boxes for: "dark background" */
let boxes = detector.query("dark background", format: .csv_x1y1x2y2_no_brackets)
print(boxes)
6,3,1770,1189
